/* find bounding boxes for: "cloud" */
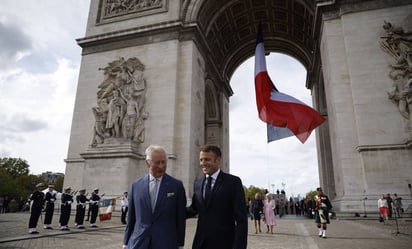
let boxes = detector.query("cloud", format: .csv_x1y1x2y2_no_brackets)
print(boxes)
1,115,47,133
0,21,32,70
0,0,87,175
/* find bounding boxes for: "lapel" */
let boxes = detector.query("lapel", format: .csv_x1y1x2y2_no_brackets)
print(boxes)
143,174,151,212
195,178,206,205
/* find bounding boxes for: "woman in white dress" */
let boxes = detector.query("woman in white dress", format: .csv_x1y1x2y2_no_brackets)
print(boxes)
263,193,276,234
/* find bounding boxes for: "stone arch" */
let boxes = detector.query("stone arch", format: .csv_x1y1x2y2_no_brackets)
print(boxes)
182,0,331,195
183,0,316,81
66,0,412,213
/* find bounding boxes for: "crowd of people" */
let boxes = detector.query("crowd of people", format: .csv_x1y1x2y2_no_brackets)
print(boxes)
378,192,404,224
248,187,333,238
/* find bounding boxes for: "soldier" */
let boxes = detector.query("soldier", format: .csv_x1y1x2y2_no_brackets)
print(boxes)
314,187,333,238
75,189,88,229
120,191,128,225
28,183,45,234
89,188,101,227
43,184,57,229
59,187,73,231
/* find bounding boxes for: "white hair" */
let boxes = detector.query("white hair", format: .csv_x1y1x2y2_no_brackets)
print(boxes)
145,145,167,161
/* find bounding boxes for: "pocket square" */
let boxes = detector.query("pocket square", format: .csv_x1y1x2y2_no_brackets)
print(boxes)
167,192,175,197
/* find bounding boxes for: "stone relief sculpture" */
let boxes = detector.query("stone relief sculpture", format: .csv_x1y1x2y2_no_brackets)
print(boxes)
380,16,412,130
103,0,163,17
91,57,148,147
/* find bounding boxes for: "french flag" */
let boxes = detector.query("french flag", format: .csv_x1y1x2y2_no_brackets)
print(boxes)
254,24,325,144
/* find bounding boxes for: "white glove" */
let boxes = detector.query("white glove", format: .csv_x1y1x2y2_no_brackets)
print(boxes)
67,201,72,205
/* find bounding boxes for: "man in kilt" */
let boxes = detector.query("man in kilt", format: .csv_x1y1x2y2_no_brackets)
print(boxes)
314,187,332,238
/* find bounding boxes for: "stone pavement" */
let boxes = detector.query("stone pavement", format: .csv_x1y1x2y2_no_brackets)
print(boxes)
0,212,411,249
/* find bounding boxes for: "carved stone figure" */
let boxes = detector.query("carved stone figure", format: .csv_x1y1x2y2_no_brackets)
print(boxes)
121,91,139,139
106,90,126,138
90,57,148,146
91,98,110,147
380,15,412,131
103,0,163,17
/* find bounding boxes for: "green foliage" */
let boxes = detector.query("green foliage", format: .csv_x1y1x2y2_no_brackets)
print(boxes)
0,167,19,197
0,157,46,199
244,185,266,202
0,157,30,178
15,174,45,198
55,176,64,192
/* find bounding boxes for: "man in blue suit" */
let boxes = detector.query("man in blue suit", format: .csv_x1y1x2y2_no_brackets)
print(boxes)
123,145,186,249
187,145,248,249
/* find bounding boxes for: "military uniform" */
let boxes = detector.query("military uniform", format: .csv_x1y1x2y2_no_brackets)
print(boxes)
120,192,128,224
28,183,45,234
89,188,101,227
59,187,73,230
75,189,88,229
43,185,56,229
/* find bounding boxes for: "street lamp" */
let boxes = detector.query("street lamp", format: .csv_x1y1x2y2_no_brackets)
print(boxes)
362,197,367,218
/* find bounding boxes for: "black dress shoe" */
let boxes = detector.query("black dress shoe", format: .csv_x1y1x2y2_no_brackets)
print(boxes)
29,231,39,234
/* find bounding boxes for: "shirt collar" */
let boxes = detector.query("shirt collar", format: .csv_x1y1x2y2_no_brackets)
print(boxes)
149,174,162,182
206,169,220,180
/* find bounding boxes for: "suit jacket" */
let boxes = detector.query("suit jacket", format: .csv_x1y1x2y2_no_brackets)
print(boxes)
187,171,247,249
123,173,186,249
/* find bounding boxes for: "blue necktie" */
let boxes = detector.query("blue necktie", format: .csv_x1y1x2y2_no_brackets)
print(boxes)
150,178,159,212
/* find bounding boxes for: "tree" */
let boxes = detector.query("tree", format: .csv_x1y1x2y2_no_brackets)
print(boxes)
55,176,64,192
0,167,19,197
15,174,45,198
244,185,266,202
0,157,30,178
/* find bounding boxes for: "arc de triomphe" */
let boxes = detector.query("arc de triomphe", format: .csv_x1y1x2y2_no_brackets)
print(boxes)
64,0,412,213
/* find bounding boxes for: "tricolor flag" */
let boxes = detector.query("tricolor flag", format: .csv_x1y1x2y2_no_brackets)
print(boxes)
254,24,325,143
99,198,116,221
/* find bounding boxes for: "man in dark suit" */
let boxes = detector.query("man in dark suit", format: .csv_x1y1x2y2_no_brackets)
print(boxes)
123,145,186,249
187,145,248,249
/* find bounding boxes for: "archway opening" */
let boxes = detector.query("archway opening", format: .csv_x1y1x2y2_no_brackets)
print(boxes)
229,52,320,198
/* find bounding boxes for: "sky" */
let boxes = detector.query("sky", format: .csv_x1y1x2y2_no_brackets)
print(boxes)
0,0,320,198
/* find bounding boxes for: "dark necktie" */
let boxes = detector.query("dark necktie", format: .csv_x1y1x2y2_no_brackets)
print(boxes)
205,176,212,202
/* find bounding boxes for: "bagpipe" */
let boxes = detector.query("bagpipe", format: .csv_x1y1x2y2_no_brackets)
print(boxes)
314,195,328,224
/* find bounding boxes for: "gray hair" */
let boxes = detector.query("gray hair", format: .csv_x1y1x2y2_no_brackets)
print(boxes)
145,145,167,161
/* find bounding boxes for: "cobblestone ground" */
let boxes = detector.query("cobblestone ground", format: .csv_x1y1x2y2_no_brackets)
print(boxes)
0,212,411,249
